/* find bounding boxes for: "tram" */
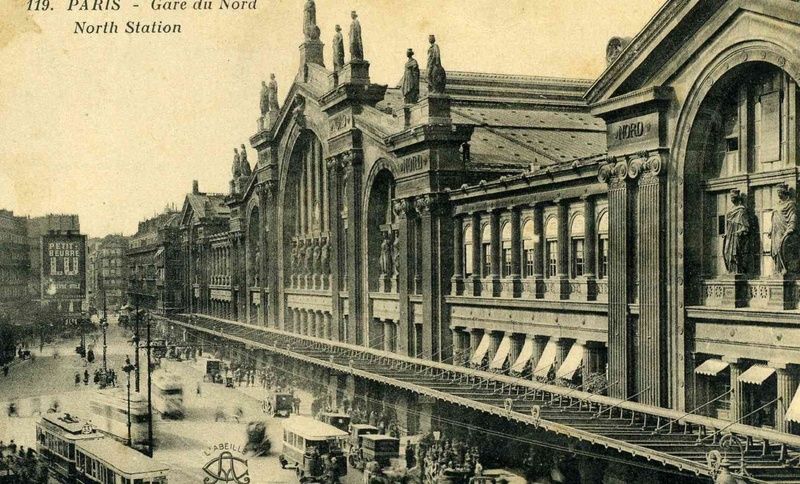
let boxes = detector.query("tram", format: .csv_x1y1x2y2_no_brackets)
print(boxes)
35,413,105,483
75,437,169,484
278,416,348,482
152,370,184,419
90,388,149,449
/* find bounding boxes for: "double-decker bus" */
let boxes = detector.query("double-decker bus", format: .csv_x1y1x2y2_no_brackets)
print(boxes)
36,413,105,483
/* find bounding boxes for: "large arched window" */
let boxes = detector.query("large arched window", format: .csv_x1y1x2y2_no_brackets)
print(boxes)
545,217,558,278
481,224,492,277
463,224,473,277
501,223,512,277
597,212,609,279
522,220,535,278
366,169,396,292
571,214,585,278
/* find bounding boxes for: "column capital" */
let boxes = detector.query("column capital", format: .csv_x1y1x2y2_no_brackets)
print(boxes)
392,198,416,219
414,193,447,216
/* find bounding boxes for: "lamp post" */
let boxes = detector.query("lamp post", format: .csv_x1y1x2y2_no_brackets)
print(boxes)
122,357,135,446
101,289,108,384
134,296,140,393
146,312,153,457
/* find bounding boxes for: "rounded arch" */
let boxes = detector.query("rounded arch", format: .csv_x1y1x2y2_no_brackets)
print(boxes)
570,213,585,237
365,166,397,291
597,210,609,235
500,221,512,242
246,199,261,288
544,215,558,239
481,224,492,243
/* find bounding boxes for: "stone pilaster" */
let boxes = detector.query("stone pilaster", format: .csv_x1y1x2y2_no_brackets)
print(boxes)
488,210,502,297
508,207,522,297
451,215,464,296
394,198,415,356
342,150,363,346
724,357,744,424
774,363,798,434
470,212,482,296
530,204,545,298
326,156,343,341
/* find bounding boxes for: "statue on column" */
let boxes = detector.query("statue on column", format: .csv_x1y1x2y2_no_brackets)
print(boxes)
303,0,320,40
770,183,798,275
240,144,251,176
332,25,344,72
268,74,280,112
722,189,749,274
260,81,269,116
380,232,392,277
401,48,420,104
349,11,363,62
426,34,447,94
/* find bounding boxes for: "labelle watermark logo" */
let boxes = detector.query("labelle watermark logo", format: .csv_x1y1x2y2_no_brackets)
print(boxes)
202,442,250,484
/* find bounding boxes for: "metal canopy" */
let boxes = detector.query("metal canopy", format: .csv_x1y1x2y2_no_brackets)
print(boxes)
738,365,776,385
694,359,729,377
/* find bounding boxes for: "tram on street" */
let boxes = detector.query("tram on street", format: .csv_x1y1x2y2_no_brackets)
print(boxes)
278,416,348,482
152,370,184,419
35,413,105,483
90,388,149,449
75,437,169,484
317,412,351,433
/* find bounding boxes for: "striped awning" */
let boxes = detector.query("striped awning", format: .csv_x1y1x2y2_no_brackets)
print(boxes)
555,343,583,380
470,333,492,366
785,386,800,424
694,359,729,377
510,338,534,373
738,365,775,385
533,340,557,378
489,335,512,370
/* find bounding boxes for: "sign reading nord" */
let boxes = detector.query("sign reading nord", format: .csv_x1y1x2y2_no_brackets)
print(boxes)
607,112,660,153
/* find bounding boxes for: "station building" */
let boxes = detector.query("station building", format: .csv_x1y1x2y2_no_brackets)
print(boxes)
160,1,800,481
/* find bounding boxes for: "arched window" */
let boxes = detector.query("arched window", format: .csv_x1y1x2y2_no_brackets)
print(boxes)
522,220,535,278
545,217,558,278
501,222,512,277
481,224,492,277
463,224,473,277
597,212,609,279
571,214,585,278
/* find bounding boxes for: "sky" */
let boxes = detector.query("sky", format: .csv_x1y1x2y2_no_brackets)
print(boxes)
0,0,663,237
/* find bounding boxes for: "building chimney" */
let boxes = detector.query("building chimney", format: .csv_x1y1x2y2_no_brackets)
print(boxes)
192,180,199,194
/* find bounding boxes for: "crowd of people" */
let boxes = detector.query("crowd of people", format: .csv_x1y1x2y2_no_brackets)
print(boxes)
0,440,48,483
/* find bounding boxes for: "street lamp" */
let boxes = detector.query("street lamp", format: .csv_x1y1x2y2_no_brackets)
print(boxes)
122,356,135,446
102,287,108,381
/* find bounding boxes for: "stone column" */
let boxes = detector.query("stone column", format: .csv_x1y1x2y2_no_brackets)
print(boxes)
532,336,548,381
326,157,342,341
451,215,464,296
489,210,502,296
487,331,501,363
554,200,570,299
395,199,415,356
509,207,522,297
324,312,332,340
531,204,545,298
508,334,523,370
469,328,481,362
725,357,744,424
470,213,482,296
774,363,798,434
581,195,597,301
452,328,463,366
343,151,364,346
554,338,571,368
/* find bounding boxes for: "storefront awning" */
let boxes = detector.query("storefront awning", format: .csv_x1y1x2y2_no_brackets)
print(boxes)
489,335,512,370
533,340,557,378
470,333,492,365
738,365,776,385
555,343,583,380
785,386,800,424
694,359,729,377
510,338,534,373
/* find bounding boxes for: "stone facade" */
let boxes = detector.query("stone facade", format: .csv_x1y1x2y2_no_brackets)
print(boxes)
0,210,30,302
89,234,129,311
126,209,182,314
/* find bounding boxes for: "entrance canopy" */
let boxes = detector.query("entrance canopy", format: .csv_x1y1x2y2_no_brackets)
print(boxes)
555,343,583,380
533,340,557,378
470,333,491,366
738,365,776,385
489,335,512,370
510,338,534,373
695,359,729,377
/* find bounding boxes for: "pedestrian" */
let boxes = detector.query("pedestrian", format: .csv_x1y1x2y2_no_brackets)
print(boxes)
75,373,81,386
2,365,8,377
196,381,202,396
84,369,89,385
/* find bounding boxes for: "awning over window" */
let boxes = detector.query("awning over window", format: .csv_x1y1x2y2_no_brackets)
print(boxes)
510,338,534,373
555,343,584,380
470,333,492,365
533,340,557,378
695,359,729,377
738,365,776,385
489,335,512,370
785,386,800,424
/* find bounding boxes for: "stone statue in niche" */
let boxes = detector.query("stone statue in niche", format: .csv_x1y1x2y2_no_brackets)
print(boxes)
380,232,392,276
298,239,307,275
260,81,269,116
349,11,363,62
426,34,447,94
312,239,321,276
332,25,344,72
770,183,798,275
392,232,399,277
722,189,749,274
401,48,420,104
303,240,312,275
268,74,280,112
239,144,251,176
303,0,320,40
253,248,261,286
320,238,330,274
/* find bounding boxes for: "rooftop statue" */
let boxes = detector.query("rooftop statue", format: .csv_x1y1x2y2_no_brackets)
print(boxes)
349,11,363,61
332,25,344,72
426,34,446,94
268,73,279,112
401,48,420,104
232,148,241,178
260,81,269,116
239,144,251,176
303,0,320,40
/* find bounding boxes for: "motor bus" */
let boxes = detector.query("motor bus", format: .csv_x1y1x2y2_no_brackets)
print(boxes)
360,434,400,468
90,388,149,450
278,416,348,482
75,436,169,484
265,391,293,417
35,413,105,483
317,412,351,433
152,370,184,419
346,423,379,453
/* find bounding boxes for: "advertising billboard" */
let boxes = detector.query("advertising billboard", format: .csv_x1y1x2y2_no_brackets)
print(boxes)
41,234,86,300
